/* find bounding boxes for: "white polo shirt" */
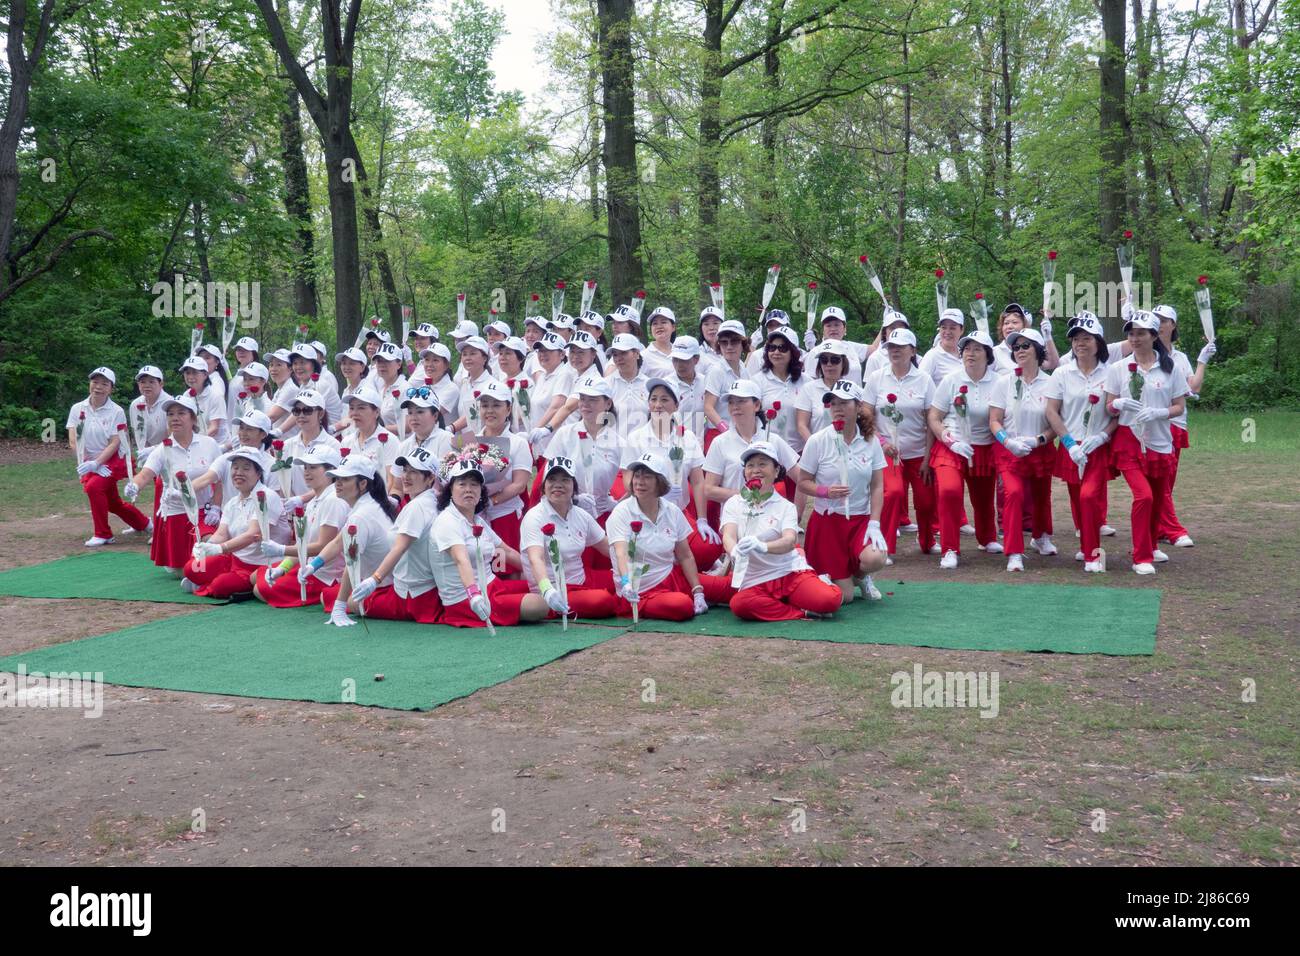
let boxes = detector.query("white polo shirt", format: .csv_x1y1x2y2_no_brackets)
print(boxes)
519,498,606,588
389,428,454,481
862,365,934,461
756,369,805,452
67,397,127,463
1042,360,1110,440
431,507,501,606
457,369,501,432
341,495,395,589
144,435,222,517
719,491,800,588
798,425,887,516
547,421,622,515
989,370,1054,442
610,370,651,437
605,496,692,592
702,361,751,426
522,362,574,437
620,420,705,509
375,375,410,428
919,345,962,386
641,343,675,381
932,368,1000,445
1170,349,1194,430
338,426,399,475
667,373,707,437
222,485,289,564
703,427,798,492
303,485,349,585
1103,357,1189,455
189,385,229,447
391,488,440,598
283,429,341,496
476,430,531,521
794,375,838,437
128,392,172,460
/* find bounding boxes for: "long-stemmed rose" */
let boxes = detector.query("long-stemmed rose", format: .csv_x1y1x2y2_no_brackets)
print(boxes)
541,521,568,631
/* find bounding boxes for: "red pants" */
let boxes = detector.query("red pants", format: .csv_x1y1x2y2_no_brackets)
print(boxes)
1158,427,1190,541
1056,444,1112,564
489,510,522,552
550,578,619,619
614,566,735,621
183,552,260,598
729,570,843,622
151,512,218,569
254,565,331,608
994,443,1055,554
82,457,148,540
1111,427,1174,565
804,510,871,581
322,583,446,624
440,578,532,628
880,456,936,555
685,511,725,571
931,442,997,554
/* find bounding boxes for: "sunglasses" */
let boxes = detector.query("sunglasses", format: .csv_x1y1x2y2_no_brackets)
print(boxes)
406,386,432,399
818,354,842,364
1011,341,1034,352
718,336,744,346
291,406,314,415
766,342,791,353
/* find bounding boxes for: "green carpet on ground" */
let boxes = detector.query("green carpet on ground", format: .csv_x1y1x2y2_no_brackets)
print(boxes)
0,551,225,604
599,580,1159,656
0,602,622,710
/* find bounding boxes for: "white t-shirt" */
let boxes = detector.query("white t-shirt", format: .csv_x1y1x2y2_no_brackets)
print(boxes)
666,373,707,438
431,507,502,606
756,369,805,452
144,436,222,517
283,429,341,496
863,366,935,461
457,369,501,432
547,422,622,515
340,495,395,589
391,488,440,598
188,386,229,447
641,343,675,381
919,346,962,386
703,427,799,493
389,429,454,481
605,497,691,592
1042,361,1110,441
989,370,1054,442
222,484,289,564
303,485,349,584
931,368,1000,446
338,426,399,475
610,370,651,438
1103,357,1189,455
521,362,574,440
127,392,173,461
702,361,751,426
620,420,705,510
802,339,866,382
794,376,838,438
67,398,127,463
375,374,410,428
798,425,888,516
519,499,606,588
720,491,800,588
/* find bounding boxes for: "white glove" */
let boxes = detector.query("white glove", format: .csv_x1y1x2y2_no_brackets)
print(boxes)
136,445,154,464
948,438,974,460
865,519,888,552
1121,299,1135,321
543,587,570,615
192,542,222,560
266,564,284,584
350,576,378,605
528,427,550,446
692,591,709,615
94,464,112,478
804,329,818,350
261,540,287,559
1132,405,1168,425
76,461,96,476
161,488,183,509
1040,318,1053,339
285,495,303,512
619,577,639,603
1110,397,1141,415
574,493,597,515
329,599,357,627
469,593,491,622
1068,444,1089,468
1007,437,1033,457
1080,433,1108,455
1197,342,1217,364
696,519,721,545
123,481,140,502
202,503,222,526
298,562,322,585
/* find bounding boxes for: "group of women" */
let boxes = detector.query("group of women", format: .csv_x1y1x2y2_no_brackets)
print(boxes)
67,289,1214,628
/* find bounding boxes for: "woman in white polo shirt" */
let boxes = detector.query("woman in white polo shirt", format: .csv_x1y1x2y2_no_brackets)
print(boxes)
188,409,276,529
342,447,445,623
429,461,547,628
179,355,229,446
338,384,398,475
988,328,1058,571
545,377,622,527
67,366,151,547
263,348,299,432
227,336,260,422
255,447,348,607
862,328,936,559
521,332,576,469
466,379,532,550
545,330,604,430
333,346,370,433
605,333,651,437
386,389,452,502
920,309,966,386
182,446,286,598
1102,311,1189,575
696,305,724,378
414,342,459,420
1153,303,1216,549
796,338,849,445
520,457,619,619
125,394,222,571
369,342,408,431
755,325,805,455
802,306,868,382
724,443,844,621
642,306,677,380
129,365,171,529
796,379,889,602
230,362,270,421
607,453,735,621
701,319,750,450
280,389,341,503
448,335,499,435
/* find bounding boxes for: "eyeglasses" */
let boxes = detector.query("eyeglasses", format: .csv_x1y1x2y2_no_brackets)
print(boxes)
406,386,432,399
766,343,791,353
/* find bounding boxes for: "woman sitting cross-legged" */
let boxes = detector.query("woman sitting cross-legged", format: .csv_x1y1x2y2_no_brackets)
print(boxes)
723,443,843,622
253,447,348,607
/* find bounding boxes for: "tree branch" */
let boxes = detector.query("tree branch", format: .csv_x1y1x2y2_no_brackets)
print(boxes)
0,228,113,304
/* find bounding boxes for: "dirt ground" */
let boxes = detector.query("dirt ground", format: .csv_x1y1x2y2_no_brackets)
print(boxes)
1,435,1296,866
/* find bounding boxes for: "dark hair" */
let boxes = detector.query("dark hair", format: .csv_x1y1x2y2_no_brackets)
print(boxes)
817,352,850,379
230,455,266,482
761,335,803,382
292,405,329,433
648,312,677,343
357,472,398,521
718,331,749,360
742,453,787,483
1011,340,1047,365
648,383,679,407
1152,335,1175,374
628,463,670,498
212,362,230,396
436,472,489,514
856,404,877,441
963,341,995,366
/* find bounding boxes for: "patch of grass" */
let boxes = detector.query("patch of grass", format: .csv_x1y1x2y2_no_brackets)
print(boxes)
0,459,158,523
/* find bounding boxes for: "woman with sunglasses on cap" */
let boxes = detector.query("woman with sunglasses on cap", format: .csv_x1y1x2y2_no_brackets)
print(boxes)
1044,313,1116,573
862,329,937,560
1153,304,1216,549
1103,311,1189,575
387,389,452,502
988,328,1058,571
68,367,152,547
299,453,398,626
255,449,349,606
428,461,548,628
179,355,230,447
725,443,844,621
125,393,223,572
520,457,619,620
188,409,277,531
641,306,678,380
796,380,889,601
927,330,1002,568
701,319,751,450
182,447,289,598
607,453,735,621
337,447,446,623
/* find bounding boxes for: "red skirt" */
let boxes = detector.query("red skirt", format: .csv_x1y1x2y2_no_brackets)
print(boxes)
440,577,531,628
150,512,218,569
1110,425,1176,478
1172,424,1189,451
994,440,1056,478
929,440,996,477
254,565,331,608
1052,442,1113,485
804,510,871,581
489,509,522,551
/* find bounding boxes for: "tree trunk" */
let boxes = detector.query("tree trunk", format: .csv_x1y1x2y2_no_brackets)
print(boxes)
759,1,785,248
697,0,723,289
891,25,911,303
1098,0,1128,328
597,0,645,305
998,1,1012,242
279,82,318,319
1132,0,1162,298
192,200,211,286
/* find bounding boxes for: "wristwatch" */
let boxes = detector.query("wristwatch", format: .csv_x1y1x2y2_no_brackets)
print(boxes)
1036,434,1047,446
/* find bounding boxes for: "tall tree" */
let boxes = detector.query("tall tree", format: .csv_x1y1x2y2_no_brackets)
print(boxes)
597,0,645,303
1097,0,1127,324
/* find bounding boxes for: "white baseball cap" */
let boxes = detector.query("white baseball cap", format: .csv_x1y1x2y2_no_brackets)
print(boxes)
763,309,790,327
575,377,613,399
1123,311,1161,334
347,384,383,408
882,309,911,329
568,330,599,351
239,361,269,381
135,365,163,382
645,378,680,403
297,446,343,469
1005,328,1045,350
179,355,208,373
228,445,271,473
452,319,479,339
821,306,847,324
374,342,403,363
419,342,452,362
498,335,529,357
740,441,782,465
1151,304,1178,324
310,340,329,359
726,379,762,401
608,333,644,353
612,305,641,325
958,330,997,352
823,379,864,404
486,319,512,337
263,348,292,366
235,409,274,433
1068,312,1105,338
670,336,701,360
401,388,440,411
938,308,966,327
88,366,117,385
627,452,671,484
647,306,677,325
550,313,576,331
328,453,381,480
475,379,512,403
335,347,368,365
444,458,485,482
289,343,319,364
524,315,549,330
885,328,918,348
292,389,326,409
234,336,259,353
395,446,438,473
765,326,801,350
699,305,724,323
534,331,567,352
409,323,438,339
718,319,747,338
544,455,579,480
162,394,200,416
578,310,605,330
456,335,491,355
816,339,848,356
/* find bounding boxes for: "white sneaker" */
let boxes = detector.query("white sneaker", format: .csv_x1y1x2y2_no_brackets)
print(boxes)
960,523,976,536
1173,535,1194,547
1152,549,1169,563
1074,550,1085,561
1132,562,1156,575
939,551,959,570
817,573,834,585
1100,524,1117,537
119,526,136,537
1074,529,1081,538
901,522,919,533
1031,535,1058,556
180,578,198,594
1083,560,1105,573
1006,554,1024,572
857,576,882,601
981,541,1004,554
885,556,894,566
84,536,113,547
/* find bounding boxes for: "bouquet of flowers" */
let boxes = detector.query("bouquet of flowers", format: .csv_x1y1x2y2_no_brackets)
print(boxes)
438,441,511,484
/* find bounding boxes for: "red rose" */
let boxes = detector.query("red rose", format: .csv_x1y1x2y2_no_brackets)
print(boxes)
257,489,266,502
298,324,308,333
392,389,400,398
772,400,781,411
676,425,685,436
195,322,204,331
530,293,539,302
1088,394,1100,405
1123,230,1133,240
227,308,234,316
541,522,556,535
1015,367,1023,377
959,385,968,394
117,423,126,431
630,520,643,533
248,384,261,394
710,282,720,290
239,391,247,400
586,280,595,289
556,281,566,290
371,318,380,327
79,410,85,420
490,308,498,316
294,506,305,517
935,268,944,278
311,373,320,382
518,380,528,389
189,388,198,397
501,457,509,467
1048,250,1058,260
745,478,762,491
1197,275,1208,285
1128,362,1138,372
974,292,984,300
506,379,516,388
272,439,285,450
378,432,388,443
348,524,358,535
424,377,433,386
457,293,466,301
832,420,845,431
808,281,818,290
472,525,483,538
858,254,868,263
340,447,350,457
478,443,489,453
473,390,481,399
954,395,965,408
136,403,145,411
766,409,777,420
635,290,646,299
176,470,187,481
886,393,897,404
163,438,173,447
578,431,588,440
